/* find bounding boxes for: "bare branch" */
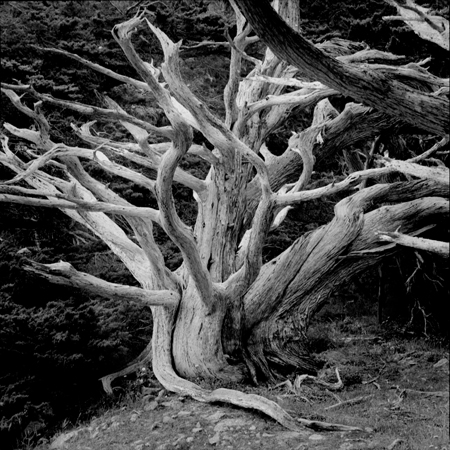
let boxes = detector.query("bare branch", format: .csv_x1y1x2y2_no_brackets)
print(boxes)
181,40,229,50
31,45,201,131
346,224,435,256
245,75,325,89
294,367,343,391
324,394,374,411
276,167,395,207
378,156,449,188
1,129,163,287
73,121,218,166
337,48,408,64
63,156,178,290
246,87,338,117
2,128,157,194
224,0,258,127
147,19,271,185
99,96,207,193
0,190,160,221
269,132,316,230
0,89,51,145
32,45,151,92
0,91,162,206
262,103,399,198
225,187,275,296
359,62,448,90
24,260,180,305
225,27,261,66
407,135,449,163
1,84,172,139
377,231,449,257
286,133,315,193
113,15,215,308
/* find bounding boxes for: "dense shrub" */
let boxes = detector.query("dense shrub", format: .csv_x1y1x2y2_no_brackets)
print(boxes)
0,268,152,449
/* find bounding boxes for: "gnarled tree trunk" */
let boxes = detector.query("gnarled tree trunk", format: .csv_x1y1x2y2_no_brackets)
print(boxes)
1,0,448,431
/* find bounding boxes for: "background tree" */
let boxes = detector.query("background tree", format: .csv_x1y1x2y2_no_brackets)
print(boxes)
1,0,448,432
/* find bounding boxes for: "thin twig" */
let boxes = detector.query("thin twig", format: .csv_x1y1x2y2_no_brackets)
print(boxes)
324,394,374,411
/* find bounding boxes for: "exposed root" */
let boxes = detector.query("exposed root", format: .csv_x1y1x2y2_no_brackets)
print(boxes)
100,341,152,394
155,354,361,432
165,377,363,432
152,308,360,433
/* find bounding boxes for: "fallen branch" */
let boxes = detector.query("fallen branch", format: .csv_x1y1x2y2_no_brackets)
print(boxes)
362,375,381,385
397,387,449,397
294,367,344,392
296,417,362,432
324,394,374,411
272,380,312,403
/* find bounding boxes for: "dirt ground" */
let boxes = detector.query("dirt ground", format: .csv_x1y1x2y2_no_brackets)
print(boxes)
38,317,449,450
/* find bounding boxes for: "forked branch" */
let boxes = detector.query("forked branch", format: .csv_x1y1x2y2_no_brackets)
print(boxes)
113,14,215,309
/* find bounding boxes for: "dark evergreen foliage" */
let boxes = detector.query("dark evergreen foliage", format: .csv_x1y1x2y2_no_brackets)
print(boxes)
0,209,153,448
